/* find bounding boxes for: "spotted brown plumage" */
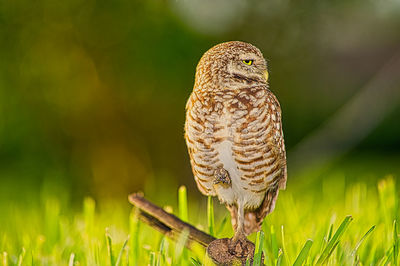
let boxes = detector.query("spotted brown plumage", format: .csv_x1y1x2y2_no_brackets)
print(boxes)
184,41,287,244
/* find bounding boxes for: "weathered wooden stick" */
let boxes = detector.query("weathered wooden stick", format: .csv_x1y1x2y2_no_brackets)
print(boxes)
128,193,216,248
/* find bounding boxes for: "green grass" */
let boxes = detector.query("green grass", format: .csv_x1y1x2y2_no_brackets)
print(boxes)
207,196,215,237
0,175,399,265
293,239,312,266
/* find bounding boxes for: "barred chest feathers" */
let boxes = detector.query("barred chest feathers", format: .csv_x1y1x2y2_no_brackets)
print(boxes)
185,86,284,210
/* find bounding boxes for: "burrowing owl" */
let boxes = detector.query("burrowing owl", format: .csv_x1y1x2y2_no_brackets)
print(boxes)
185,41,287,246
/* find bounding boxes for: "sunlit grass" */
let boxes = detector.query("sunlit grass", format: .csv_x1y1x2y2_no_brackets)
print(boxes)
0,175,399,265
207,196,215,237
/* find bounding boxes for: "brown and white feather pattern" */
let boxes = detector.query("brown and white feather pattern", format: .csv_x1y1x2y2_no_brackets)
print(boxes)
184,41,287,235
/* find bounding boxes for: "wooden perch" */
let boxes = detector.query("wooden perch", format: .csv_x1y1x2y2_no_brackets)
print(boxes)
128,193,257,265
128,193,215,248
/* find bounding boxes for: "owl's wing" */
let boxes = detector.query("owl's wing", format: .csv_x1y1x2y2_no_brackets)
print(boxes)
254,91,287,229
232,89,287,235
269,90,287,190
184,92,217,197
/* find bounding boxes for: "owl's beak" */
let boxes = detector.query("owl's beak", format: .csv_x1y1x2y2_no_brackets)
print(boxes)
264,70,269,82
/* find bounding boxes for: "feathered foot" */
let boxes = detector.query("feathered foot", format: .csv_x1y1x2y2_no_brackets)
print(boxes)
213,168,231,187
228,230,254,257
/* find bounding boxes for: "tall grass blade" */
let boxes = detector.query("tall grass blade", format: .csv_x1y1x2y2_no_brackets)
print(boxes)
17,247,26,266
83,197,95,236
207,196,215,236
351,225,375,257
327,224,333,241
174,229,189,264
179,186,188,222
106,228,115,266
378,245,393,266
43,197,61,246
317,215,353,265
378,176,397,229
149,252,156,266
254,230,265,266
326,241,339,263
216,215,228,237
293,239,313,266
156,252,161,266
159,237,168,265
270,225,279,260
393,220,399,265
129,208,140,265
115,237,129,266
68,253,75,266
276,249,283,266
190,257,202,266
30,251,34,266
320,223,333,254
178,186,189,264
2,252,8,266
281,225,291,265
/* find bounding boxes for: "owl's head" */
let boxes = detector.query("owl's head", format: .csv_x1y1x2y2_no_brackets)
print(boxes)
195,41,268,91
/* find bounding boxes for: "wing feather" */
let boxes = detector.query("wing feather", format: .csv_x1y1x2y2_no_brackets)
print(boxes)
238,87,287,235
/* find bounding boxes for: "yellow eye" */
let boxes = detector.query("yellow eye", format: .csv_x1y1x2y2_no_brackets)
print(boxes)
242,60,253,65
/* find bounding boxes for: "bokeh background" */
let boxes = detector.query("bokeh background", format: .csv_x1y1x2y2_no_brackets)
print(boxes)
1,0,400,208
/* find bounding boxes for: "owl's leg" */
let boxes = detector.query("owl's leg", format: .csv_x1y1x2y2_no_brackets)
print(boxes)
223,200,255,261
232,201,246,242
228,201,249,256
213,168,231,187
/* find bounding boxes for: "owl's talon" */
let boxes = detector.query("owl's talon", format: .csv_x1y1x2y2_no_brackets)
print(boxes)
228,237,254,258
213,168,231,187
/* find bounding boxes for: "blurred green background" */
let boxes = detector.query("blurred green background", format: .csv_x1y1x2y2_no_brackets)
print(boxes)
1,0,400,205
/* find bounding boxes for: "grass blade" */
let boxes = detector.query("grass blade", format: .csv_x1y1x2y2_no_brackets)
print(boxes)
83,197,95,236
393,220,399,265
351,225,375,257
149,252,156,266
178,186,188,222
129,208,140,265
293,239,313,266
207,196,215,236
320,223,333,254
174,229,189,264
327,224,333,241
190,257,202,266
17,248,26,266
317,215,353,265
156,252,161,266
281,225,291,265
378,176,397,229
254,230,265,266
106,228,115,266
115,237,129,266
271,225,279,260
68,253,75,266
159,237,166,254
276,249,283,266
216,215,228,237
159,236,168,265
2,252,8,266
178,186,189,263
326,241,339,263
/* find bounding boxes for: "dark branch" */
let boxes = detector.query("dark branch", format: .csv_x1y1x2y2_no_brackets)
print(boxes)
128,193,216,248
